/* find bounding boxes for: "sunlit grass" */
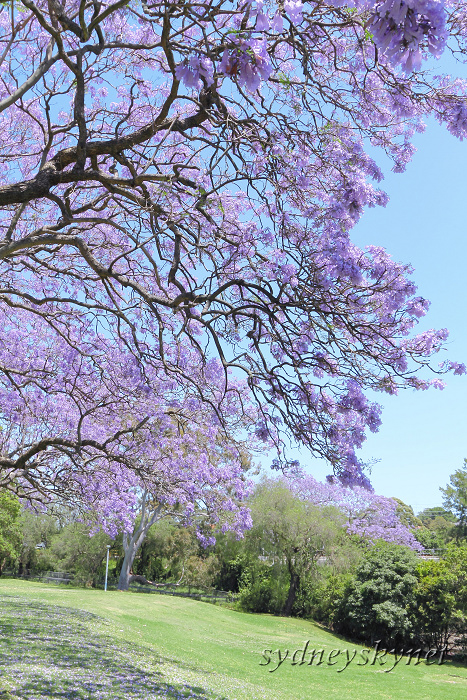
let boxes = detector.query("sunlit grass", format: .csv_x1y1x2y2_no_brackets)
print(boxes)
1,579,466,699
0,596,224,700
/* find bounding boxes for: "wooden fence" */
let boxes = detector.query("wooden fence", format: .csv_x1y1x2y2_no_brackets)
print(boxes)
127,583,237,602
2,571,237,602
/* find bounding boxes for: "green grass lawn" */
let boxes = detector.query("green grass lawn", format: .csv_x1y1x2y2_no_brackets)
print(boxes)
1,579,466,699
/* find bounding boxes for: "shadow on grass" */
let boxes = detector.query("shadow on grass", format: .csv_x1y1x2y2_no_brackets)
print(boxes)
0,595,226,700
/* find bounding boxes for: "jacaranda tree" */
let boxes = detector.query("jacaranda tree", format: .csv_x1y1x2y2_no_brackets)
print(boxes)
290,474,424,549
1,0,466,516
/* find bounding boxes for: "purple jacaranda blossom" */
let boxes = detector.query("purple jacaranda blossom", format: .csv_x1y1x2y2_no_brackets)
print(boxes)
271,11,284,32
175,54,214,89
0,0,466,509
256,11,270,31
220,35,272,91
284,0,304,23
289,474,424,550
369,0,447,72
436,99,467,139
447,361,467,375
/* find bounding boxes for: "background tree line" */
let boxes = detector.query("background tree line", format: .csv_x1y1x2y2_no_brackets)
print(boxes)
2,461,467,657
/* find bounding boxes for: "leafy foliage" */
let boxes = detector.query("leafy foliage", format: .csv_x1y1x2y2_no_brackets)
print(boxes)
441,460,467,541
242,479,344,615
335,542,419,646
46,521,112,587
393,499,423,531
410,544,467,653
16,508,61,575
0,490,22,571
414,515,455,554
130,519,221,589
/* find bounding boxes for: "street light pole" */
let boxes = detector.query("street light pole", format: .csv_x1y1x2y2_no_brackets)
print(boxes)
104,545,111,591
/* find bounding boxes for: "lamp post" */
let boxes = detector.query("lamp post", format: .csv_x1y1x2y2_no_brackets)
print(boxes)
104,545,111,591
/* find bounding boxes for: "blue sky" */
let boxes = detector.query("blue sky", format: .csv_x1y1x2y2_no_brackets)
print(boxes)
344,115,467,513
258,74,467,514
293,115,467,514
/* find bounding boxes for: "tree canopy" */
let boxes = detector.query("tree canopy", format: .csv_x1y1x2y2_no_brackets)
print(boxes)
291,474,423,549
246,479,344,614
441,460,467,541
0,489,22,571
1,0,467,511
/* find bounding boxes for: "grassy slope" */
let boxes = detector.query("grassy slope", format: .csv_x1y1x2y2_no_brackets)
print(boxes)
1,579,466,700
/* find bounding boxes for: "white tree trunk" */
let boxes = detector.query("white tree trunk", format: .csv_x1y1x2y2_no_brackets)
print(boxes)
117,491,163,591
117,535,139,591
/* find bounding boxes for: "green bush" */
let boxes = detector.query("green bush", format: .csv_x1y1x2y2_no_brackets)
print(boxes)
410,543,467,654
334,542,418,646
293,572,355,626
237,564,287,614
0,490,22,573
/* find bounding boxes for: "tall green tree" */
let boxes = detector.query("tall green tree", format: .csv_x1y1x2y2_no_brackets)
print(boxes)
0,490,22,574
17,508,61,575
441,460,467,541
417,507,456,525
246,479,344,616
393,499,423,530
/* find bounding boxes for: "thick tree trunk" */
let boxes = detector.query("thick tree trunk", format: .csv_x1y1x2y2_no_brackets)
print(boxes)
117,492,163,591
117,550,159,589
282,570,300,617
117,536,140,591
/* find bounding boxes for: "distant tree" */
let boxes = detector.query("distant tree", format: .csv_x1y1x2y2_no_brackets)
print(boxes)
393,499,423,530
246,479,344,616
0,490,22,574
17,507,60,575
142,524,199,584
290,475,423,550
183,554,221,589
417,507,456,525
47,521,112,587
117,490,169,591
117,516,221,590
441,461,467,541
116,436,253,591
128,519,175,583
414,524,453,555
413,507,456,552
211,532,247,594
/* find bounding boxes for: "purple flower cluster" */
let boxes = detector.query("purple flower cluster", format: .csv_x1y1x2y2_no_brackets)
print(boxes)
369,0,447,72
284,0,304,23
290,474,424,550
437,99,467,139
175,55,214,90
1,0,466,515
219,35,272,91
